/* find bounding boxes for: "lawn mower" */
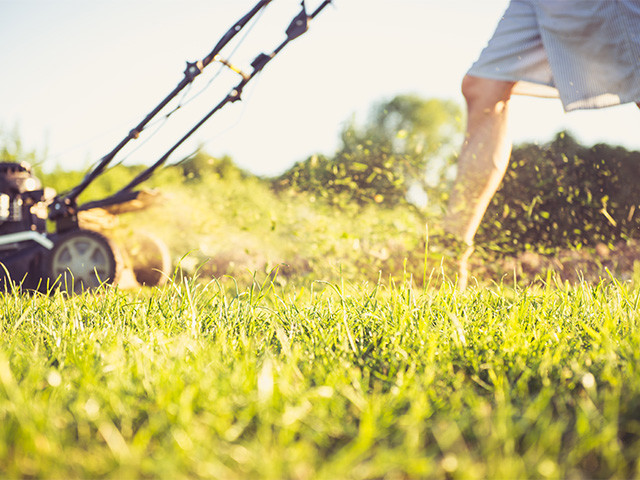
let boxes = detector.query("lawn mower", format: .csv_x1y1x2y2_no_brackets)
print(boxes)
0,0,331,293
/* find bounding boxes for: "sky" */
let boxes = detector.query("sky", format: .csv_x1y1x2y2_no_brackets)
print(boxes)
1,0,639,177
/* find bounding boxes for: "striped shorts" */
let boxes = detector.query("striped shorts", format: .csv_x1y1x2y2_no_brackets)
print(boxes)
467,0,640,111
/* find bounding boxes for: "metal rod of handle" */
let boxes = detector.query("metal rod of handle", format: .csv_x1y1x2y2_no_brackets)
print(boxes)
62,0,273,205
107,0,333,198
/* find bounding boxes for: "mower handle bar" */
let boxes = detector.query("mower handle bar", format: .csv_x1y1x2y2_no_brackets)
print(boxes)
75,0,332,212
62,0,275,206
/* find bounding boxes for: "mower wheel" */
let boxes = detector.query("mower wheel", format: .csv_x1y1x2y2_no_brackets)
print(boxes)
122,230,171,286
47,229,122,293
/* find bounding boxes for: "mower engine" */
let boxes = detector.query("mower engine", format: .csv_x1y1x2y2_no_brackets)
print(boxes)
0,162,50,236
0,162,57,290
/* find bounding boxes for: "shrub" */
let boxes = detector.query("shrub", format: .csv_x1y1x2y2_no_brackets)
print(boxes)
477,132,640,253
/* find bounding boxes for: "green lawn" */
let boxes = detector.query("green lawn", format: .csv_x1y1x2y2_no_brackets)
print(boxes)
1,275,639,479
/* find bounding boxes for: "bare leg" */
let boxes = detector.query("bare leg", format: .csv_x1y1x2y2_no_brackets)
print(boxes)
443,75,516,288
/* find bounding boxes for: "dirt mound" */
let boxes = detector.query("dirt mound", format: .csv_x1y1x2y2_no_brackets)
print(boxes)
487,240,640,285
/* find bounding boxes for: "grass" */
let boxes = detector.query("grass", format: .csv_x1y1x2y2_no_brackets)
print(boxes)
1,273,640,479
2,153,637,478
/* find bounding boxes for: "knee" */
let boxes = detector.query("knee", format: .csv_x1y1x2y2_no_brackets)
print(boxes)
461,75,515,113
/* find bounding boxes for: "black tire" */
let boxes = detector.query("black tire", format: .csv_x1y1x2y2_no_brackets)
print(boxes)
122,230,171,286
47,229,122,293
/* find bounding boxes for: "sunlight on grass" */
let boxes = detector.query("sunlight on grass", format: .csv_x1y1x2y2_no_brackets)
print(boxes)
1,275,639,478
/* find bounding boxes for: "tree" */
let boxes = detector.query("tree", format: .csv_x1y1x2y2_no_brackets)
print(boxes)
370,94,462,176
275,95,463,208
337,95,463,206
